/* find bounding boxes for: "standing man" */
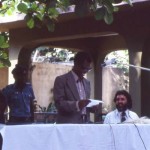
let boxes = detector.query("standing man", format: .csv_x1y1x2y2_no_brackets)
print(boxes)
0,64,35,124
104,90,139,124
53,51,92,123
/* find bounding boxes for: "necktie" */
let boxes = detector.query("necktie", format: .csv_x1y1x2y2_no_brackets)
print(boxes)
121,111,126,122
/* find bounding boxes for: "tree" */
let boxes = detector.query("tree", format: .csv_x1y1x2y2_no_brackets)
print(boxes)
32,47,75,63
0,32,11,67
0,0,132,67
104,50,129,90
104,50,129,74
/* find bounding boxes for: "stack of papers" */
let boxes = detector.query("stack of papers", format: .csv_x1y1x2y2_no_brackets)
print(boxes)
86,99,104,107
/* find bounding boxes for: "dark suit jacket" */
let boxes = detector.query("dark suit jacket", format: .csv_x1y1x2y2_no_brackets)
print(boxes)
53,71,91,123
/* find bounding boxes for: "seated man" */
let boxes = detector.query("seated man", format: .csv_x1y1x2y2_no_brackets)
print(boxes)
0,64,35,124
104,90,139,124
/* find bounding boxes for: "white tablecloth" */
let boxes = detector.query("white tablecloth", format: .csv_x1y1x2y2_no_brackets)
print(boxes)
0,123,150,150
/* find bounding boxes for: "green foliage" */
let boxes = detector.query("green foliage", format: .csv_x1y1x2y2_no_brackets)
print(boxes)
0,32,11,67
32,47,75,63
105,50,129,74
0,0,133,31
0,0,132,65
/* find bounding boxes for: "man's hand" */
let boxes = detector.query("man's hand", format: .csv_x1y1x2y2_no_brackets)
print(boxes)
90,104,100,113
78,99,91,110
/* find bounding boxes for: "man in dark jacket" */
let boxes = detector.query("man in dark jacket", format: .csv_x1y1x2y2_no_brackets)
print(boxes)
54,52,92,123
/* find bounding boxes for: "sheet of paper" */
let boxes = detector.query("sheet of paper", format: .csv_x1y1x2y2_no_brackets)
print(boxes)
86,99,104,107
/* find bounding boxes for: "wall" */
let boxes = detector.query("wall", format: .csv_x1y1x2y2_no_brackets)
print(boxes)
31,63,72,109
0,67,8,89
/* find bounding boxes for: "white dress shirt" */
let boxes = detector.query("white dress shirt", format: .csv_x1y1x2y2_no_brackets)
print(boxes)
71,71,86,114
103,109,139,124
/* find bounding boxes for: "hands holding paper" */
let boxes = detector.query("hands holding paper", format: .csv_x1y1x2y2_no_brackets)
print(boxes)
78,99,91,110
86,99,104,112
78,99,104,110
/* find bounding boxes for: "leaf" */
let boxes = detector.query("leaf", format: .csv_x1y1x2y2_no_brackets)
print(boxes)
48,8,59,19
0,35,5,47
23,0,30,2
60,0,70,8
0,42,9,48
104,11,113,24
113,6,119,12
103,0,114,14
34,16,43,28
27,17,35,28
0,58,11,67
0,50,11,67
94,7,105,20
31,2,38,11
46,21,55,32
17,3,28,13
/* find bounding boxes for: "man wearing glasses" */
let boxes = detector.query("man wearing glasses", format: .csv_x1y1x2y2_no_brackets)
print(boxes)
53,51,92,123
104,90,139,124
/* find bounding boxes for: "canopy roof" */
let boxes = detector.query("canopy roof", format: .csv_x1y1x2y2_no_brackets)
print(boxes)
0,0,149,32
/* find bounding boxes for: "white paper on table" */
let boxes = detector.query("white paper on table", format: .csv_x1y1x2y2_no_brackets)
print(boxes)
86,99,104,107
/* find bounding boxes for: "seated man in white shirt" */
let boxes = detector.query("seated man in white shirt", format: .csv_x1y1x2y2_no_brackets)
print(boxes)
104,90,139,124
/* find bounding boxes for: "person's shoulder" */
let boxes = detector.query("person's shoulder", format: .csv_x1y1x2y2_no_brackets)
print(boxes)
105,110,116,117
128,109,139,118
2,84,14,90
55,71,71,79
128,110,138,115
1,84,15,95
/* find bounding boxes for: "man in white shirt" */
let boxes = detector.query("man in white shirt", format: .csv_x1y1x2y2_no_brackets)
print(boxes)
104,90,139,124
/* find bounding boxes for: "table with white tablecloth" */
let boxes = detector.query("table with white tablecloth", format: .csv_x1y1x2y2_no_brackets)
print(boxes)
0,123,150,150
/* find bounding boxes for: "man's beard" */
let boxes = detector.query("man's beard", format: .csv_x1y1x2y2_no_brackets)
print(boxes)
116,104,128,112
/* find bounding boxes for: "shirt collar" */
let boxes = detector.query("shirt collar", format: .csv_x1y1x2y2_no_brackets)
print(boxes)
115,109,129,117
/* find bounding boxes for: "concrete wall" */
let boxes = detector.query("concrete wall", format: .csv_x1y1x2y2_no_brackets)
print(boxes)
0,67,8,89
31,63,72,108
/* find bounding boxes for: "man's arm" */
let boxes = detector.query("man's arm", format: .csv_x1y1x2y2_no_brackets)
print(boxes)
30,100,35,122
28,84,36,122
53,76,78,113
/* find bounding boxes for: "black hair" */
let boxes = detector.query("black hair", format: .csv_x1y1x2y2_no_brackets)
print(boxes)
12,64,28,76
113,90,132,109
74,52,92,66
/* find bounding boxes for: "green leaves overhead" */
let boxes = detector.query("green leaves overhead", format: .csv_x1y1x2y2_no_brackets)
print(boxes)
95,7,106,21
104,10,114,24
0,0,132,67
17,3,28,13
0,50,11,67
0,0,133,31
0,32,11,67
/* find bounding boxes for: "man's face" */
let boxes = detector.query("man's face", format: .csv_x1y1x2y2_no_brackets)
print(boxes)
14,74,26,85
74,60,92,79
115,94,128,112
